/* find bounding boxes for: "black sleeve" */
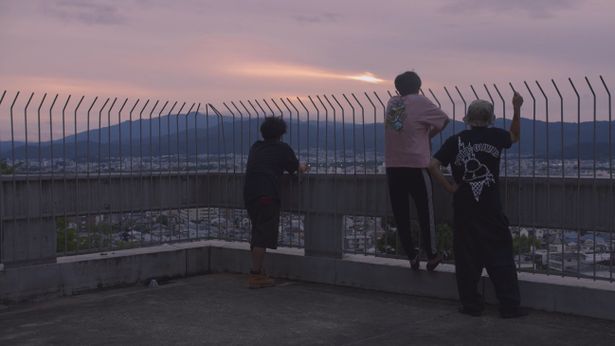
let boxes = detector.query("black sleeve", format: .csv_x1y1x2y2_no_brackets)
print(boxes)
495,128,513,149
433,136,456,167
282,143,299,174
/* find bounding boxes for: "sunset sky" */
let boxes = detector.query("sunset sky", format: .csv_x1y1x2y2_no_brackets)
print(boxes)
1,0,613,101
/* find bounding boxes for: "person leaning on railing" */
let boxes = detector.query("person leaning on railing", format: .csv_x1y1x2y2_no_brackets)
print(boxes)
428,91,529,318
384,71,450,271
243,116,309,289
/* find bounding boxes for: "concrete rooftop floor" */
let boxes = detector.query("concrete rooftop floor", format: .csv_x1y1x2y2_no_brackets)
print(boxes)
1,274,614,346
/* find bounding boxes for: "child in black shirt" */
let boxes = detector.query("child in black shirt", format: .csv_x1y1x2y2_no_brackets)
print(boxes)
429,92,529,318
244,117,308,288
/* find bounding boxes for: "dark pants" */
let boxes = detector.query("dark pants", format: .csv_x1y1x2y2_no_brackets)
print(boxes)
386,167,437,260
246,196,280,249
453,208,520,312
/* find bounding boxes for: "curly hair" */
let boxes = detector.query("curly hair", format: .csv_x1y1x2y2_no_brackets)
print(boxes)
260,116,287,140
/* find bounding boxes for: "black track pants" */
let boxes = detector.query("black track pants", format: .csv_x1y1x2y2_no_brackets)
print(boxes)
386,167,437,260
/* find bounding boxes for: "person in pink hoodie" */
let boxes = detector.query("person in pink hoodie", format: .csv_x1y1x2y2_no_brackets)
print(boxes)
385,71,449,271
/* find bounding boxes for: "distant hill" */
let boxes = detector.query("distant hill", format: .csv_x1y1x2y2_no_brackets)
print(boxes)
1,114,614,161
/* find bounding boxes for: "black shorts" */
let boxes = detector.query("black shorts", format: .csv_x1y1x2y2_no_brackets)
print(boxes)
246,196,280,249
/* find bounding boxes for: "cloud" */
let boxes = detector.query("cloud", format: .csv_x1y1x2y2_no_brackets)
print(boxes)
1,0,613,107
229,63,386,84
439,0,577,18
42,0,126,25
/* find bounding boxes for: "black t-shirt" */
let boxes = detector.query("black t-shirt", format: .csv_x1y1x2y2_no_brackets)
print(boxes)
434,127,512,211
243,140,299,204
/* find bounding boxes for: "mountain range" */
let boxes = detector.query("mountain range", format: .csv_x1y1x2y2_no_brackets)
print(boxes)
1,113,614,161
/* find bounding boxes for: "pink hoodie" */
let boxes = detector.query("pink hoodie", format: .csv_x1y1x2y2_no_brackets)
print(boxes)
385,94,449,168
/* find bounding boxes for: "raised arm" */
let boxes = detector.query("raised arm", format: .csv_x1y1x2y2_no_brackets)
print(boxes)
510,92,523,143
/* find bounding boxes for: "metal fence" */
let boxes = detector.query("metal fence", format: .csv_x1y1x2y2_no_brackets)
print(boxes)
0,75,613,281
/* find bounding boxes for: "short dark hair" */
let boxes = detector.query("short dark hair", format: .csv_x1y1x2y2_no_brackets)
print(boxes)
260,116,287,140
394,71,421,96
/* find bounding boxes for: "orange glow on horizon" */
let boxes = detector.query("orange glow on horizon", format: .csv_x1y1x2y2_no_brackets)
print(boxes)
232,63,386,84
348,72,384,84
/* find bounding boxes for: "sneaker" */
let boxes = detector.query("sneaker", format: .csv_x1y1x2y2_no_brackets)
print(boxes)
248,272,275,289
458,306,483,317
426,253,443,272
409,253,420,271
500,307,529,319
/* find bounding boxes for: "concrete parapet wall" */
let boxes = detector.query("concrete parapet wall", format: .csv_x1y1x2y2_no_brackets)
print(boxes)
1,241,614,320
0,241,212,302
3,173,613,266
3,174,612,230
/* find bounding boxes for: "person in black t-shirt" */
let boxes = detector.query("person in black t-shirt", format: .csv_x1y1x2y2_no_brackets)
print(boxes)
429,92,529,318
244,116,309,289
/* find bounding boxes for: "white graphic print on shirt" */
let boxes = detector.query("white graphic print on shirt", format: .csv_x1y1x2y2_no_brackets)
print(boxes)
454,137,498,202
385,97,406,131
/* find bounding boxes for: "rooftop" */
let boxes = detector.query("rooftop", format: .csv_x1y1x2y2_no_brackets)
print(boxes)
2,273,615,345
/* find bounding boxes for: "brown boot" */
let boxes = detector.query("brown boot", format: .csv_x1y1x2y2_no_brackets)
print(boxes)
248,272,275,289
426,253,443,272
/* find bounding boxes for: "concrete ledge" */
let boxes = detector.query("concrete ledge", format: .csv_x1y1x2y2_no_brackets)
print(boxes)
334,255,459,300
0,241,212,303
2,240,615,321
205,242,615,321
198,241,615,320
485,271,615,321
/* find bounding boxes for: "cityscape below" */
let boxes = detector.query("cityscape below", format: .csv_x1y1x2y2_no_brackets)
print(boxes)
56,206,614,281
2,152,613,178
